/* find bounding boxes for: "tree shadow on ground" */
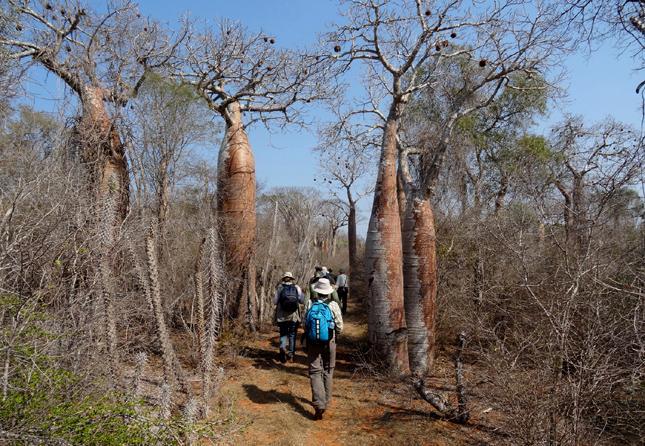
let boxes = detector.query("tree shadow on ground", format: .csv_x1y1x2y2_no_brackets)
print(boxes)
376,402,509,439
241,345,358,377
243,384,314,420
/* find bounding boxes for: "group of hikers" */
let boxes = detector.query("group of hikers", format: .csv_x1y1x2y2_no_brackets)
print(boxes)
273,266,349,420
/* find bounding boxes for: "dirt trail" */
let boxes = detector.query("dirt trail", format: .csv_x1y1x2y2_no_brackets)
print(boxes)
215,306,499,446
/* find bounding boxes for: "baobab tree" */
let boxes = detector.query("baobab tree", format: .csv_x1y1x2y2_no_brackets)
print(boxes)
1,0,183,382
329,0,573,374
177,21,334,326
0,0,181,222
319,198,349,258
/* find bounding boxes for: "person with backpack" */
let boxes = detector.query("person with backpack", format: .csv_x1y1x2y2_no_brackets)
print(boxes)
327,268,338,284
274,272,304,363
303,277,343,420
309,266,323,287
308,274,341,307
320,266,336,285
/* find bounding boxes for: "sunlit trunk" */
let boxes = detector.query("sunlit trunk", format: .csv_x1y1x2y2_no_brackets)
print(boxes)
78,86,129,221
217,102,257,327
402,189,437,377
78,86,128,384
329,226,338,257
397,157,408,227
364,107,408,374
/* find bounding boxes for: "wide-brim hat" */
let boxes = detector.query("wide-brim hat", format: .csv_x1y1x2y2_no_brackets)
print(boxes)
313,278,334,295
282,271,295,280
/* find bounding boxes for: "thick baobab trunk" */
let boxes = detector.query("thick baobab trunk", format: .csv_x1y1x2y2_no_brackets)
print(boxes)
364,109,408,374
217,102,257,326
402,190,437,377
397,156,408,227
78,86,129,221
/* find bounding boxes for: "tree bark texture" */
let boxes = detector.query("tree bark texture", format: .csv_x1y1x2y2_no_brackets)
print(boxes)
397,157,408,229
78,86,129,222
364,112,408,374
217,102,257,325
402,190,437,377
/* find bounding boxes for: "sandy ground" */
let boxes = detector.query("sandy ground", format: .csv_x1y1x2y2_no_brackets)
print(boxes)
208,304,503,446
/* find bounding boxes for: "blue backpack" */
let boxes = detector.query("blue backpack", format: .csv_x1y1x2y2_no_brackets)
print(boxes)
305,301,335,343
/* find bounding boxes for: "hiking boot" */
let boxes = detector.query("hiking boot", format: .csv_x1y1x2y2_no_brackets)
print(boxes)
287,352,294,363
279,348,287,364
314,408,325,420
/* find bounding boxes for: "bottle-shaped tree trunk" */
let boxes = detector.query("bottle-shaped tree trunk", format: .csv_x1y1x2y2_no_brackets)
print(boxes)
78,86,130,221
217,102,257,326
364,109,408,374
401,189,437,377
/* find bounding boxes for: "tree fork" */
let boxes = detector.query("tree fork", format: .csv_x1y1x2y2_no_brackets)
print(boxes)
412,332,469,424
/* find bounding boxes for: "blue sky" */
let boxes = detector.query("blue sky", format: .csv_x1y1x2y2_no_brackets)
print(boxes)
20,0,644,238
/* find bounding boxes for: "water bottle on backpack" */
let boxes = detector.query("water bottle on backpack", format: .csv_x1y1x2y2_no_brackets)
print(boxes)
305,300,335,343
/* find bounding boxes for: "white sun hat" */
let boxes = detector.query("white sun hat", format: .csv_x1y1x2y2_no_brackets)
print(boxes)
312,278,334,295
282,271,295,280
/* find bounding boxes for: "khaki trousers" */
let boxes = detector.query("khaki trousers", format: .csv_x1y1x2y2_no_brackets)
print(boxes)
307,337,336,410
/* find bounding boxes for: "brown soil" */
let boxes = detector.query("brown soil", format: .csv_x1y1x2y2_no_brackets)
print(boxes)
209,305,506,446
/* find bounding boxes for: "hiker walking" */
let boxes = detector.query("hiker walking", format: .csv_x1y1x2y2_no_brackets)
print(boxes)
336,269,349,315
274,272,304,363
308,272,341,307
309,266,323,287
321,266,336,285
327,268,338,284
303,277,343,420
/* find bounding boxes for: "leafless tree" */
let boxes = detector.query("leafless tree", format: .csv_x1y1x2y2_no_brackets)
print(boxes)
317,114,376,285
1,0,184,223
549,117,642,255
564,0,645,57
327,0,573,375
319,198,349,257
174,19,335,328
